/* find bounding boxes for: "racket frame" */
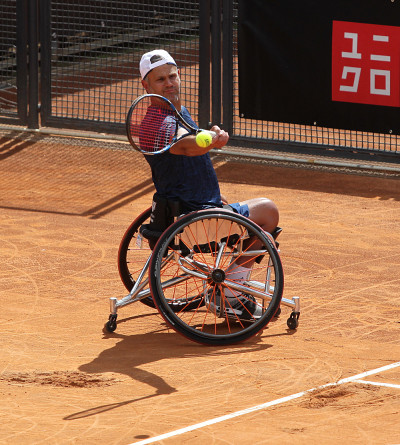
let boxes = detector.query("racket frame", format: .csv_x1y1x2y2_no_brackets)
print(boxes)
126,94,213,155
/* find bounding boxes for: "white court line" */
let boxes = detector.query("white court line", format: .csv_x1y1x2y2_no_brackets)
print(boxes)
130,361,400,445
354,379,400,389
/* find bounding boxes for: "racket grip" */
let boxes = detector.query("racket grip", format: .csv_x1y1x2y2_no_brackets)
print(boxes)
199,130,217,139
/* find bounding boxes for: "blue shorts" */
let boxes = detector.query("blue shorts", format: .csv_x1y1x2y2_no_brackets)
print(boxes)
227,202,250,218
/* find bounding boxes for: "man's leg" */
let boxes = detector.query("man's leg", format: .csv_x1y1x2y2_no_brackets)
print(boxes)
243,197,279,233
224,197,279,297
235,197,279,265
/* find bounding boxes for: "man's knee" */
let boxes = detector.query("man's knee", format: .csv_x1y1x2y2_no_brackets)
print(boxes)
245,197,279,232
260,198,279,229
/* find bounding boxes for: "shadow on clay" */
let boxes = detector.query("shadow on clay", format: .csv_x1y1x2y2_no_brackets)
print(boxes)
64,318,295,420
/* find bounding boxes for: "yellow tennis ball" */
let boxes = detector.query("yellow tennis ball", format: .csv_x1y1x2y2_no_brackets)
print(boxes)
195,131,213,148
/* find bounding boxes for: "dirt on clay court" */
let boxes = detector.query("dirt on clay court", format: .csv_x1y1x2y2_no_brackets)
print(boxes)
0,131,400,445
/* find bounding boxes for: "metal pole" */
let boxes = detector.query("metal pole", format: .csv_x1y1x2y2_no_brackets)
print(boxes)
222,0,233,134
28,0,39,129
39,0,51,125
198,0,211,129
16,0,28,124
211,0,221,127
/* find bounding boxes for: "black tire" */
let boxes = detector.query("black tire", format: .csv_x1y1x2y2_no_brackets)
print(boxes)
149,209,284,345
287,314,299,330
118,207,204,311
105,314,117,332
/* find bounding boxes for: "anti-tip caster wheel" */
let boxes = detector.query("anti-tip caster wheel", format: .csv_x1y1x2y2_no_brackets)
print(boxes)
287,312,300,330
105,314,117,332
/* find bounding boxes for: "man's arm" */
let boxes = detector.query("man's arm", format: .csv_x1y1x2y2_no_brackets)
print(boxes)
169,126,229,156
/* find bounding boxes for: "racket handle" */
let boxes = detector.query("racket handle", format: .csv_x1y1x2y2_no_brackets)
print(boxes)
199,130,217,139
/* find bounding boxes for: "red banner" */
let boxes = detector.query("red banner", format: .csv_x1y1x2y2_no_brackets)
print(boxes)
332,21,400,107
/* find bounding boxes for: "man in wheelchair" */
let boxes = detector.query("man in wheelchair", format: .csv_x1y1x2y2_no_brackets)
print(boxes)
138,49,280,322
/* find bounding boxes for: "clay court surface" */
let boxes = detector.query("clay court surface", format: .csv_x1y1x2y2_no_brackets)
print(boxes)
1,132,400,444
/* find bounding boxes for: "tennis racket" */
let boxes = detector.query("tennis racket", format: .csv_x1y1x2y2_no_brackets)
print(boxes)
126,94,216,155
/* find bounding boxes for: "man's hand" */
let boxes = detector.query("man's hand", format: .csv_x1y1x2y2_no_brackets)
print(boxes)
170,125,229,156
209,125,229,149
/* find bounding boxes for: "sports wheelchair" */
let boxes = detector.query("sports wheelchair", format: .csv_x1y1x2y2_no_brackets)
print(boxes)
105,195,300,345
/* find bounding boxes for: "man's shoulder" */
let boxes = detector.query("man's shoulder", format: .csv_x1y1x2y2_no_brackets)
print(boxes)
180,106,198,129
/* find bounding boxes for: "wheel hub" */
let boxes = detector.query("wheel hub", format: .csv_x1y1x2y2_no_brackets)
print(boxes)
210,268,225,284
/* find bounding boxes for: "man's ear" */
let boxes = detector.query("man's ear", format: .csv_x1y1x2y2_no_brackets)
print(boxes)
141,79,148,91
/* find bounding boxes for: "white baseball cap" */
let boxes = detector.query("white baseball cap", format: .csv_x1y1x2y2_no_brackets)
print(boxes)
140,49,177,79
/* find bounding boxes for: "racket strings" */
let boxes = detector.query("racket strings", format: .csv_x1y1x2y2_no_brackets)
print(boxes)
128,97,177,153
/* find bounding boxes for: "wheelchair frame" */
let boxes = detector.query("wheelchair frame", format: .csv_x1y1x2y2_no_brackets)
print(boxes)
106,207,300,345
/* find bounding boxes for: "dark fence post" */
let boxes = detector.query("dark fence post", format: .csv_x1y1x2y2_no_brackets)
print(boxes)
39,0,51,126
28,0,39,129
16,0,28,124
198,0,211,129
211,0,221,127
222,0,233,134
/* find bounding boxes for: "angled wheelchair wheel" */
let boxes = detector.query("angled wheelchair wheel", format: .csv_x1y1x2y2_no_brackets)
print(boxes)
149,209,284,345
118,207,204,312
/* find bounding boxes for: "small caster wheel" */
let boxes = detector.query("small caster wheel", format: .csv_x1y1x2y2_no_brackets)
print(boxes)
287,312,300,330
105,314,117,332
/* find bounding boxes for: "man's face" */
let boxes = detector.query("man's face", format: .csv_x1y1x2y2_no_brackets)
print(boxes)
142,64,181,106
